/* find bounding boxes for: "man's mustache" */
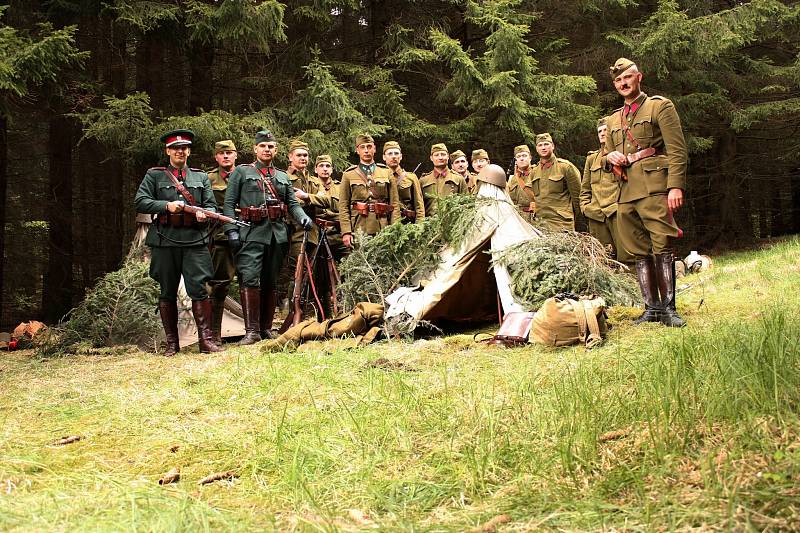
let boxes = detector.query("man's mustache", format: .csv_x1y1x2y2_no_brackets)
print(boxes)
621,84,630,89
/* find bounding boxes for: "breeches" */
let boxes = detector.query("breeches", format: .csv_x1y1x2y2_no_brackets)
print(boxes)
236,237,288,289
617,195,681,258
149,246,213,301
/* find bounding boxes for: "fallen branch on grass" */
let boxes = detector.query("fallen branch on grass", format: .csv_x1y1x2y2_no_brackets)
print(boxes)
51,435,81,446
197,470,238,485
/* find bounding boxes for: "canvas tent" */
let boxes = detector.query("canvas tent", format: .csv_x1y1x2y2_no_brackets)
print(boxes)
132,214,246,346
385,181,542,324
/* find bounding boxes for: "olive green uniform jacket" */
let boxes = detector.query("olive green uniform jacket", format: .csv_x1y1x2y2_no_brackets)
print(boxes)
308,176,347,260
207,167,233,241
222,161,306,244
391,167,425,222
287,167,323,246
580,150,618,222
507,168,536,224
418,169,468,216
530,155,581,231
338,163,401,236
135,166,218,248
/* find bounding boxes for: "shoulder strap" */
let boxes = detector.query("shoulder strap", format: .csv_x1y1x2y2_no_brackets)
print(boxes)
354,166,379,200
515,173,536,203
581,300,603,349
164,170,197,206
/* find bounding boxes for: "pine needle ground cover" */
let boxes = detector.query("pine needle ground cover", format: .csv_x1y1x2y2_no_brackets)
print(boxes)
2,238,800,531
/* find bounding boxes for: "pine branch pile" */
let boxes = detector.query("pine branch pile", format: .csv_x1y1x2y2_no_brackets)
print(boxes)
36,259,160,356
338,194,640,317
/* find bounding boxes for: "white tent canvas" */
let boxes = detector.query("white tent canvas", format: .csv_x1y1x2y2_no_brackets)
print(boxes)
386,181,542,323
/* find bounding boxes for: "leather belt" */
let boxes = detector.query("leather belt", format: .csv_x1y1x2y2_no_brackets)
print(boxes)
158,213,198,228
315,217,340,231
239,205,287,222
352,201,392,217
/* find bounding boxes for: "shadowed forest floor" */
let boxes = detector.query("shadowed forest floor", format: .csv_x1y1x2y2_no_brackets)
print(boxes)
2,237,799,531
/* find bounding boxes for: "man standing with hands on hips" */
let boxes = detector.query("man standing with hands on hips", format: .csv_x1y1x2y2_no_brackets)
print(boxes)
605,58,688,327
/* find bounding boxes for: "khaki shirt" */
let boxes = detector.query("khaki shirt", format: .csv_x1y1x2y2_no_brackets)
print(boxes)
418,169,468,216
338,163,401,236
530,155,581,231
507,168,537,224
580,150,619,221
604,92,688,204
208,166,233,241
391,167,425,222
287,167,322,245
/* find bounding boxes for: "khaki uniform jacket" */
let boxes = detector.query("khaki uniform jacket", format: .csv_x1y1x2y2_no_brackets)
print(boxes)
338,163,401,235
222,161,306,245
507,168,537,224
604,92,688,204
418,169,468,216
392,167,425,222
287,167,322,245
134,166,218,248
531,156,581,230
465,172,479,194
208,167,232,241
308,176,340,223
580,150,619,222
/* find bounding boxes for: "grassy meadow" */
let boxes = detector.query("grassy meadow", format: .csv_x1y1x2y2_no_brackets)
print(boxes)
2,237,800,531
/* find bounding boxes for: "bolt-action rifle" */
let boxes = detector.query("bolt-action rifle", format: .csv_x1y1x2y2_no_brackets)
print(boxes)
180,204,251,228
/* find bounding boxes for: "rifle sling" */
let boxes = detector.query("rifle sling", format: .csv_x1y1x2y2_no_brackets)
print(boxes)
514,173,536,204
165,170,197,206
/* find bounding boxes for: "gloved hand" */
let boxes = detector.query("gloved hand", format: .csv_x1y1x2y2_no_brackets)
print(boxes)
300,217,313,231
226,230,242,252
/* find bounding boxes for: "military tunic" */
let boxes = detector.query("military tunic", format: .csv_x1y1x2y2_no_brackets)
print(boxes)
604,92,687,257
418,169,468,216
507,168,537,225
309,175,348,262
222,161,306,288
207,166,236,299
580,150,625,260
134,165,217,301
391,167,425,223
530,155,581,231
338,163,401,237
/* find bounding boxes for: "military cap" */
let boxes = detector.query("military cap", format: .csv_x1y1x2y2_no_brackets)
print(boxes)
430,143,448,155
450,150,467,163
315,154,333,166
214,139,237,153
610,57,636,78
596,117,608,129
355,133,374,146
383,140,401,153
161,129,194,147
288,139,309,153
476,164,507,188
535,133,553,145
471,149,489,161
255,130,276,144
514,144,531,156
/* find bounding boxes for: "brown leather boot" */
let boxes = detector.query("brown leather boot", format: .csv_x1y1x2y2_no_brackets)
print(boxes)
239,287,262,345
633,256,662,324
210,296,226,345
192,300,224,353
655,252,686,327
159,300,180,356
260,288,278,340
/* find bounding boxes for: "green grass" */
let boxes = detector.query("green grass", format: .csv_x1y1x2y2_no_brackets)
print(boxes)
2,237,800,531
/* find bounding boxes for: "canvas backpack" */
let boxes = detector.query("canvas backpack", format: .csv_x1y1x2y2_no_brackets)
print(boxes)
530,294,607,349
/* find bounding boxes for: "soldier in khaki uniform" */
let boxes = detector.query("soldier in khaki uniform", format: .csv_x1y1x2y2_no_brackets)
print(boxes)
339,134,401,248
382,141,424,223
206,140,238,344
418,143,468,216
530,133,581,231
605,58,688,327
471,149,490,176
450,150,477,193
580,119,631,265
304,154,347,262
134,129,223,355
507,144,537,224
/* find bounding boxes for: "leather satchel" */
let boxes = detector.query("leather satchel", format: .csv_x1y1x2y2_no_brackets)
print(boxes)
479,311,536,347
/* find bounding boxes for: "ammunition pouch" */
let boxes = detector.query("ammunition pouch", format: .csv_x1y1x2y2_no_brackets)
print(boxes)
401,209,416,221
240,204,287,223
352,201,392,218
315,217,340,232
613,147,661,182
158,212,198,228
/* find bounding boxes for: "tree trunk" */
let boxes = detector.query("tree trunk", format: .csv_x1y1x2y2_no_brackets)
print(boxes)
0,115,7,326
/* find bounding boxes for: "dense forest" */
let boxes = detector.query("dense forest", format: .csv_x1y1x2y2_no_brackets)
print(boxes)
1,0,798,327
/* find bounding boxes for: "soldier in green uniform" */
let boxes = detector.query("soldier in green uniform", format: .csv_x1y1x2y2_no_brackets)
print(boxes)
450,150,477,194
206,139,238,344
223,130,313,344
530,133,582,231
382,141,424,223
507,144,537,224
339,134,401,249
605,58,688,327
418,143,468,216
580,119,631,265
134,129,223,356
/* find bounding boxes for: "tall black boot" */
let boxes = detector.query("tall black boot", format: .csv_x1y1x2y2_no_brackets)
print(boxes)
192,299,224,353
655,252,686,327
158,300,180,356
239,287,262,345
209,296,226,345
634,256,662,324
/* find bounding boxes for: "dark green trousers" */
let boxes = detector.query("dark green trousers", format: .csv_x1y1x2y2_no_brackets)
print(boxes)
149,246,213,301
236,236,288,289
208,239,236,299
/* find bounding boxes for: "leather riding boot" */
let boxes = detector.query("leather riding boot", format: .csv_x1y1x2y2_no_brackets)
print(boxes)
158,300,180,356
260,288,278,340
192,300,224,353
210,296,226,345
655,252,686,327
633,256,662,324
239,287,262,345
